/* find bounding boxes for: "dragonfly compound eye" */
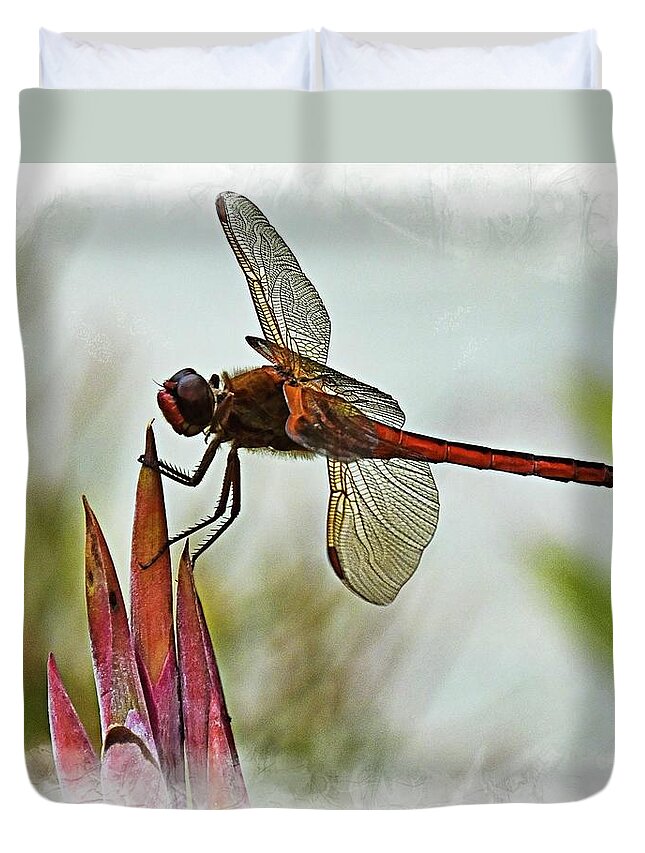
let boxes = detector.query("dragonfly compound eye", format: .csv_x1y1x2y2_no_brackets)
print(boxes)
157,368,215,437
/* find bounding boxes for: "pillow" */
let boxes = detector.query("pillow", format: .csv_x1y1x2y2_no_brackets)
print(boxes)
40,29,316,90
320,30,600,90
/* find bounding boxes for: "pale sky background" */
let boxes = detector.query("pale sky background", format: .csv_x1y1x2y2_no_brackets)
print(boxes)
18,162,615,805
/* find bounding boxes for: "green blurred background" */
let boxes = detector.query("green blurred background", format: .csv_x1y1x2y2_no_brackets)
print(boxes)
18,164,615,806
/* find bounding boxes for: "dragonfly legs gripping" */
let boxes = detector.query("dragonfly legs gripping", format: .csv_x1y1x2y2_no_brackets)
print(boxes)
138,441,241,567
138,434,222,488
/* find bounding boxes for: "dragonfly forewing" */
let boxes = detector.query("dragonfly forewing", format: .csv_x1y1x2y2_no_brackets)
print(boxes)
217,192,331,365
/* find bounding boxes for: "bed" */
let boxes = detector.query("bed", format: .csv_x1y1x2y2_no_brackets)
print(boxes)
20,30,615,808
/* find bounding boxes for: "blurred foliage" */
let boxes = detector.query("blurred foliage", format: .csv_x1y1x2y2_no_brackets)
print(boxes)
196,558,407,803
530,368,612,673
531,543,612,670
568,367,612,456
24,486,98,753
20,204,136,766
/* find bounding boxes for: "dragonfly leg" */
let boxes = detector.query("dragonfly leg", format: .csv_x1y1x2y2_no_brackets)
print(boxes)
138,436,222,487
191,446,241,564
139,445,240,568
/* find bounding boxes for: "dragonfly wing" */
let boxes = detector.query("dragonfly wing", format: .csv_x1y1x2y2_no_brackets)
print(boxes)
317,364,405,429
326,457,440,606
217,192,331,364
248,336,406,430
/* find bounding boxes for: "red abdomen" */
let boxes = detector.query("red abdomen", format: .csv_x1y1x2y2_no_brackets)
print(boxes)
372,425,613,488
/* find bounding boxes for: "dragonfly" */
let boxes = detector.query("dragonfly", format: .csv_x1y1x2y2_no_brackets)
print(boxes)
146,191,613,606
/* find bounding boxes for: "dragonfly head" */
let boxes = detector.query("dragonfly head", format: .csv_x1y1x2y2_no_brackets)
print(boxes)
157,368,218,437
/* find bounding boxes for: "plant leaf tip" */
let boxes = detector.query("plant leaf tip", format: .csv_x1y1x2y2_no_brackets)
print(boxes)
81,495,96,526
46,651,58,680
140,424,159,468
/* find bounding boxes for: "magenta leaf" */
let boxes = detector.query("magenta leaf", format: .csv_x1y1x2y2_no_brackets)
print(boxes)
83,497,160,768
131,424,184,805
47,653,101,803
176,545,248,809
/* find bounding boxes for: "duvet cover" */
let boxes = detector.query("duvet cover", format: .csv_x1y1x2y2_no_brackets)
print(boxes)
18,89,615,808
